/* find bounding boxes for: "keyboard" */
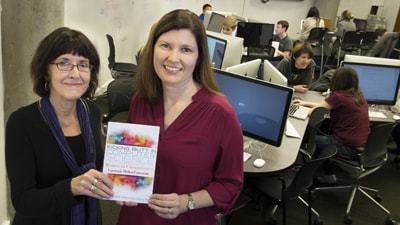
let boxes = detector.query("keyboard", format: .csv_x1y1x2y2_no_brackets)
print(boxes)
288,104,310,120
285,119,301,138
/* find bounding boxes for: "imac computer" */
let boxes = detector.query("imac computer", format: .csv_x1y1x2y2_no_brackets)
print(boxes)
213,68,294,147
236,22,275,47
342,56,400,105
203,10,213,28
206,12,226,33
206,35,227,69
263,60,288,86
343,55,400,67
206,30,244,69
225,59,261,79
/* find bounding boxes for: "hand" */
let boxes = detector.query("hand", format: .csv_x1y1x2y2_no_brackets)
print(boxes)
292,99,303,105
148,193,185,219
294,85,308,93
70,169,114,199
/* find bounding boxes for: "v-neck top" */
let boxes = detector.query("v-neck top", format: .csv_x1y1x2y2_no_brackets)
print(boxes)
117,88,244,225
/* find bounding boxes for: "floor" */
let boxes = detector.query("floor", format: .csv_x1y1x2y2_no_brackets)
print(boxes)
95,93,400,225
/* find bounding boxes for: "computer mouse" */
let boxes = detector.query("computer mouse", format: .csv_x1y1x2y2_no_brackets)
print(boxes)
253,158,265,168
393,115,400,120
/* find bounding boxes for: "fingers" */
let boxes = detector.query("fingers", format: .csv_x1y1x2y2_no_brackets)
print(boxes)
148,193,180,219
71,169,114,199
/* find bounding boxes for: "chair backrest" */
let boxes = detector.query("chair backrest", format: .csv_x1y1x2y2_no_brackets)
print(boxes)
300,107,330,159
360,31,376,50
360,122,396,168
106,34,116,69
341,31,364,50
104,77,136,123
287,145,337,198
306,28,327,45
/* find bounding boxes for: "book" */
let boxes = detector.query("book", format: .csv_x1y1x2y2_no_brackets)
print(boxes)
102,122,160,203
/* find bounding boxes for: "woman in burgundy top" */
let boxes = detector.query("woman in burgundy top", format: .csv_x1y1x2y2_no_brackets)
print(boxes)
116,9,244,225
293,67,370,184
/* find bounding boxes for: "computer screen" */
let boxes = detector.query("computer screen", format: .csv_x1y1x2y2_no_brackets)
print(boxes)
207,35,227,69
207,12,226,33
353,18,367,31
206,31,244,69
213,68,294,147
344,55,400,67
341,61,400,105
225,59,261,79
231,14,248,37
236,22,275,47
263,60,288,86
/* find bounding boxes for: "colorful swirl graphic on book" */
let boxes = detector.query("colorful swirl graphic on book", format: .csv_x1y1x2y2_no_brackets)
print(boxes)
107,130,155,147
108,174,153,189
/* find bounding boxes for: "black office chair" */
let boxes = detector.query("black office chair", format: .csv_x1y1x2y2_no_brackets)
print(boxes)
314,122,398,225
106,34,137,79
217,190,252,225
249,145,337,225
360,31,376,55
298,107,330,163
305,28,328,77
246,45,275,62
102,76,136,135
335,31,365,67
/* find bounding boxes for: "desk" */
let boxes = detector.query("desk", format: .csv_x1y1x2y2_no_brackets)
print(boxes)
244,116,308,175
244,91,396,175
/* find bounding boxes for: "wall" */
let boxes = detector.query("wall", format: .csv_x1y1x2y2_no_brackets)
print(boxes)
64,0,316,88
1,0,64,222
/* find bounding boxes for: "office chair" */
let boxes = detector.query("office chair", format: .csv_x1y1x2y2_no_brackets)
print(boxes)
102,76,136,135
298,107,330,163
335,31,365,67
359,31,376,55
305,28,328,77
249,145,337,225
218,190,252,225
314,122,398,225
246,45,275,62
106,34,137,79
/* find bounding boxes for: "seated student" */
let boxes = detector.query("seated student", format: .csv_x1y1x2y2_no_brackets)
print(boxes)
366,32,400,58
299,6,325,42
199,3,212,23
221,15,238,36
330,10,356,56
276,42,316,93
272,20,293,59
293,67,370,184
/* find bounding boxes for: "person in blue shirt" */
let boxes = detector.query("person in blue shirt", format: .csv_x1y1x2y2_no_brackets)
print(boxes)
199,3,212,23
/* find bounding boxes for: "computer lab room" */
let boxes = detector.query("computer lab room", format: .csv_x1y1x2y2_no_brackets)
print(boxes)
1,0,400,225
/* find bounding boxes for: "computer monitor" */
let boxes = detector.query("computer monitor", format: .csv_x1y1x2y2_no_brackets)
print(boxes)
341,60,400,105
225,59,261,79
236,22,275,47
231,14,248,37
343,55,400,67
213,68,294,147
263,60,288,86
203,10,213,28
206,31,244,69
207,12,226,33
207,35,227,69
353,18,367,31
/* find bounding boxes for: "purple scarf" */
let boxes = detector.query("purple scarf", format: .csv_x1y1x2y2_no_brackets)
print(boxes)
40,97,97,225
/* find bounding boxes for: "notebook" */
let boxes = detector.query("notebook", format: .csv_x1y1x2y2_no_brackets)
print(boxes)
288,104,310,120
285,119,301,138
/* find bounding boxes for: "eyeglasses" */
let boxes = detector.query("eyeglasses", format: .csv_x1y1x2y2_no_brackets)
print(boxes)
50,61,93,72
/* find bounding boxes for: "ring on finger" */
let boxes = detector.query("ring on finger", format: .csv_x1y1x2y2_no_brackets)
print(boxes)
90,184,96,193
167,207,172,215
92,178,98,187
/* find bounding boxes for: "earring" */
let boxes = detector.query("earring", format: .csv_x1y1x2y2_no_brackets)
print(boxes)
45,81,49,91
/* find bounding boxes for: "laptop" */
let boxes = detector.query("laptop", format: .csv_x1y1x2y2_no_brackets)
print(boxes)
288,104,310,120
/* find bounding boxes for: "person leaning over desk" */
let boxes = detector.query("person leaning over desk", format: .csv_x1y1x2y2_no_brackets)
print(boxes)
116,9,244,225
293,67,370,184
276,42,316,93
5,27,114,225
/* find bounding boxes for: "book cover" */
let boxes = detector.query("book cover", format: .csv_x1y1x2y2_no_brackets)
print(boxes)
102,122,160,203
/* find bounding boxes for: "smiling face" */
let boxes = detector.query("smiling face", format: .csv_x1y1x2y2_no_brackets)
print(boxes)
294,53,311,69
48,53,91,103
153,29,199,88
